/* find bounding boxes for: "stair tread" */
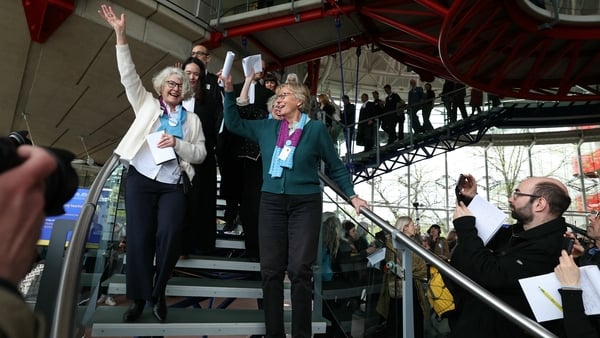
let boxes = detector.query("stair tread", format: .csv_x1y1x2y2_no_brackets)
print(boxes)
90,307,327,336
105,274,379,299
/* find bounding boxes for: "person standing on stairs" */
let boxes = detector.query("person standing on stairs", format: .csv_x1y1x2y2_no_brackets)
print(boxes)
221,71,368,338
98,4,206,323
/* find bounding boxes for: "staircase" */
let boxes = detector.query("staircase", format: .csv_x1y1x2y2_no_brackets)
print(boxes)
84,232,327,337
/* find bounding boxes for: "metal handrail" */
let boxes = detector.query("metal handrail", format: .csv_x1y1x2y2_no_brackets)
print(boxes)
50,155,120,338
319,172,558,338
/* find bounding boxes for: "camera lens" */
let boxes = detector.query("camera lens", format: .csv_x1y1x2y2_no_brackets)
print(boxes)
0,131,78,216
7,131,31,146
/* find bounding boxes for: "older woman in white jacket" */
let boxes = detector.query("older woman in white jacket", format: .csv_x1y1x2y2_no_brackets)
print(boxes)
99,4,206,323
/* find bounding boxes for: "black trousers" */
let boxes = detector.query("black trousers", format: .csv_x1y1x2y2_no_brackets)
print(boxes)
124,166,187,300
259,192,322,338
238,158,262,258
183,153,217,253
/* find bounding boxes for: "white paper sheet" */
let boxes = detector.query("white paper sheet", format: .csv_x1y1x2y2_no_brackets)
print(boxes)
366,247,386,269
242,54,263,77
146,131,176,165
519,265,600,322
221,51,236,78
468,194,508,245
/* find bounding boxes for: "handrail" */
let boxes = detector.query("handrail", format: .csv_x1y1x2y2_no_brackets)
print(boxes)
50,155,120,338
318,172,558,338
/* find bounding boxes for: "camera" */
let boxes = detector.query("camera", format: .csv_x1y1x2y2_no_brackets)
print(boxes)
0,131,79,216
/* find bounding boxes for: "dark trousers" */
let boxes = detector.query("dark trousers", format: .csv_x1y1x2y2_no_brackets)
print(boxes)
422,106,434,131
357,121,376,151
343,127,355,154
238,158,262,258
125,166,187,300
408,108,423,133
183,153,217,253
385,291,424,338
259,192,322,338
381,115,399,143
444,98,455,123
451,96,468,121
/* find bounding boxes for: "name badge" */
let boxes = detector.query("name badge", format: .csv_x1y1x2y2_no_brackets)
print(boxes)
278,146,292,160
206,83,211,90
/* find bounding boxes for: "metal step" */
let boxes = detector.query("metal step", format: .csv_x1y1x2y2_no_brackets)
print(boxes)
175,255,260,271
123,255,261,271
90,307,327,337
107,274,379,301
106,274,290,299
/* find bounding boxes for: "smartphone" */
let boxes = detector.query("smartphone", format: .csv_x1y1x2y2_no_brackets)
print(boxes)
455,174,468,204
562,237,575,255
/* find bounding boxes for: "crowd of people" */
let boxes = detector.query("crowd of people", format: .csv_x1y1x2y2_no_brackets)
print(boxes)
316,173,600,338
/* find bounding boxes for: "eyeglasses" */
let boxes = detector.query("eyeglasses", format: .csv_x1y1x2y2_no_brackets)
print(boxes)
277,92,294,100
511,191,541,199
166,81,183,89
191,50,209,57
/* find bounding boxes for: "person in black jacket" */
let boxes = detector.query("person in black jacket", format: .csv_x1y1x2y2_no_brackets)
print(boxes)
187,43,223,253
356,93,376,152
555,249,600,338
449,174,571,338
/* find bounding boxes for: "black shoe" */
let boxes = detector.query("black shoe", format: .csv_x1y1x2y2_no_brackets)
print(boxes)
152,297,167,322
123,299,145,322
222,220,236,232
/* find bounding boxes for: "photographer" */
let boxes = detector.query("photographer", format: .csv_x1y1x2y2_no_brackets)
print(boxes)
449,174,570,337
0,145,57,338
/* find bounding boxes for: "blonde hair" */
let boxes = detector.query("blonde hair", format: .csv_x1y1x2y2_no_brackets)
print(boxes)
322,212,341,259
277,83,310,112
394,216,413,230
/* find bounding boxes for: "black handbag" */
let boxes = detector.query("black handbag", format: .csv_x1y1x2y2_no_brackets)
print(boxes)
180,171,191,194
176,155,191,194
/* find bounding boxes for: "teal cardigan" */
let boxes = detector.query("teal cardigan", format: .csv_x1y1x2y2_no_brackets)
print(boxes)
223,91,356,197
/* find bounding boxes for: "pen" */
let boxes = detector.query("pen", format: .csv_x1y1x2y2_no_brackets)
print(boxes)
539,286,563,312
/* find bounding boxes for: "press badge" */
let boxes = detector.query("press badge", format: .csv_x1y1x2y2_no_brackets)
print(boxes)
279,146,292,160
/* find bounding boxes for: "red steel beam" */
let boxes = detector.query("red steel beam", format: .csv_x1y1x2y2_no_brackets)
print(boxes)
211,4,356,43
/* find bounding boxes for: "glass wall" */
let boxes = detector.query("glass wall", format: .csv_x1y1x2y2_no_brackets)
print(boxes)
325,135,599,238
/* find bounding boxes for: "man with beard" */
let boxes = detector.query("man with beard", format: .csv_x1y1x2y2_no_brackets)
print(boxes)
448,174,570,338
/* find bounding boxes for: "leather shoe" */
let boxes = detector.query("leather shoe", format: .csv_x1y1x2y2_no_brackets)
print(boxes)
152,297,167,322
122,299,145,322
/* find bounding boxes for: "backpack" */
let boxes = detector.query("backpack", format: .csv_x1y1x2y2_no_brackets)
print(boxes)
426,265,456,318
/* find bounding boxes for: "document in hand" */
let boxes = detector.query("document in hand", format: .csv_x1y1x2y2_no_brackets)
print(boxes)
146,131,176,165
242,54,263,77
221,51,236,78
467,194,508,245
366,247,385,269
519,265,600,322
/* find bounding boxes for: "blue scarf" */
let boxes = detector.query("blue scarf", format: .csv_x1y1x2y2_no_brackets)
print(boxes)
268,113,308,178
157,97,186,139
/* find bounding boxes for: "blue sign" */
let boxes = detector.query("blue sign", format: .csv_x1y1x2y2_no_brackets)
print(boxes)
38,188,89,246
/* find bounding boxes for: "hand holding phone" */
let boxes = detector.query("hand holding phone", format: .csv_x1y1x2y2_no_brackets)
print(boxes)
455,174,473,205
562,237,575,255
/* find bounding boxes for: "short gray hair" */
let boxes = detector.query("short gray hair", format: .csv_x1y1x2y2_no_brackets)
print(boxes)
152,66,192,101
277,83,310,112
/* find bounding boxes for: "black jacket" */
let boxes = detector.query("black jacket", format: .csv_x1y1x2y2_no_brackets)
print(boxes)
559,288,600,338
449,216,568,338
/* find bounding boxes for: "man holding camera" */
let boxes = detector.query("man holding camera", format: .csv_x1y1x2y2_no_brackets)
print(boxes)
0,145,58,337
449,174,570,338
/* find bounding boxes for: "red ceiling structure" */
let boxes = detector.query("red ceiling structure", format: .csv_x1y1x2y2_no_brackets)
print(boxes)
210,0,600,101
22,0,74,43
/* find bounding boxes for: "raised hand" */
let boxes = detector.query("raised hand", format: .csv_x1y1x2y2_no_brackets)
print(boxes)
98,4,127,45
